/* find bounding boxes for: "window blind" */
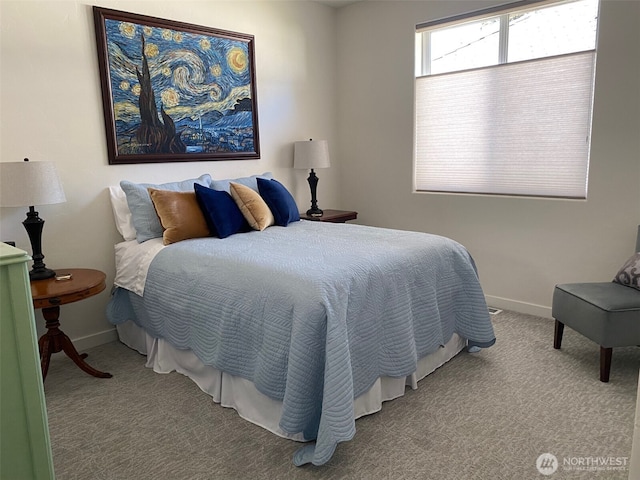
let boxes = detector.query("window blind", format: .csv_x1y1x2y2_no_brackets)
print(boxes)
414,50,595,198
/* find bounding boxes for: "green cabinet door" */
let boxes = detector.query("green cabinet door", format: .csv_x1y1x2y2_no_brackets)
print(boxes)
1,243,54,479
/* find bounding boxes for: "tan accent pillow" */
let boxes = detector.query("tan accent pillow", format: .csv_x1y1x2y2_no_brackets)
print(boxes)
148,188,210,245
229,182,274,231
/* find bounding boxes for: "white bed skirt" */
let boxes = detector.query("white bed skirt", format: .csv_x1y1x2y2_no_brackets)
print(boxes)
116,321,465,442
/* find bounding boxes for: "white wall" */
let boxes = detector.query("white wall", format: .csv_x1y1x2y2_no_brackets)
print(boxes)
0,0,341,347
336,0,640,317
1,0,638,348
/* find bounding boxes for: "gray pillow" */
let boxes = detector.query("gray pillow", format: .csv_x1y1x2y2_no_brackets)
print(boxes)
612,252,640,291
121,174,212,243
209,172,273,193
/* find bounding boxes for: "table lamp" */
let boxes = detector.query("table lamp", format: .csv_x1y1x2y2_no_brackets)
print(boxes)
0,158,66,280
294,139,330,217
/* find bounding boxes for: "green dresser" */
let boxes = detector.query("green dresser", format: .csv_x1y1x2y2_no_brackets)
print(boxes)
0,243,55,479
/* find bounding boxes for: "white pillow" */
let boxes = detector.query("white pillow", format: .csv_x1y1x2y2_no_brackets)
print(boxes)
108,186,137,241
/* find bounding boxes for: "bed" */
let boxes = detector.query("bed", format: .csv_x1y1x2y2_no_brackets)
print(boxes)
106,173,496,466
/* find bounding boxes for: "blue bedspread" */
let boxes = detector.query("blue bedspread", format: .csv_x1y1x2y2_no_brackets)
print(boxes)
107,221,495,465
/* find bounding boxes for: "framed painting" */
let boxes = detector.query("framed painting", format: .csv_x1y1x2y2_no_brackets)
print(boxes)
93,7,260,165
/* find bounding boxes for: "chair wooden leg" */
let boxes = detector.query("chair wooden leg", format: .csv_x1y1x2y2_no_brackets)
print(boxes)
600,347,612,383
553,320,564,349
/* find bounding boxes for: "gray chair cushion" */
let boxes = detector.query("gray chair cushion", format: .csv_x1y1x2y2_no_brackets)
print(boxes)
553,282,640,347
557,282,640,311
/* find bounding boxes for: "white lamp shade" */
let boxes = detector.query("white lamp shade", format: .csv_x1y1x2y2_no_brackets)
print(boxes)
294,140,331,170
0,160,66,207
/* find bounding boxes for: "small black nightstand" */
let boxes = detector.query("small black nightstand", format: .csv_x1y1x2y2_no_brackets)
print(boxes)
300,209,358,223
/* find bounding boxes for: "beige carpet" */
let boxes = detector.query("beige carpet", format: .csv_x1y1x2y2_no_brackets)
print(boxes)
44,311,639,480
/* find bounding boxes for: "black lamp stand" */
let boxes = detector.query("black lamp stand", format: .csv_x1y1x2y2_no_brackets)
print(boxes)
306,169,323,217
23,206,56,280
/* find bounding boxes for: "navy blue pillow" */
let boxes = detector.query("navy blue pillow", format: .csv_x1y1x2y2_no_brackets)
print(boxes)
194,183,249,238
257,178,300,227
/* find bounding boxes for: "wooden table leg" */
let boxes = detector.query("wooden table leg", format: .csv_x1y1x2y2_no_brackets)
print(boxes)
39,306,112,381
38,334,52,380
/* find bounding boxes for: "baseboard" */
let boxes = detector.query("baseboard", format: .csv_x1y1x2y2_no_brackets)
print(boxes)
72,328,119,352
485,295,552,319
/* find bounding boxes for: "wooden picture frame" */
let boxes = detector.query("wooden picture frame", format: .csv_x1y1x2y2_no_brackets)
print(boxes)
93,7,260,165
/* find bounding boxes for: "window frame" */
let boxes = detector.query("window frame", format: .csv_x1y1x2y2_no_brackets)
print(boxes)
413,0,600,199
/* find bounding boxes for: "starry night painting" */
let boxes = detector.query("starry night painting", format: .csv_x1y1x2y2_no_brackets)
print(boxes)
93,7,260,164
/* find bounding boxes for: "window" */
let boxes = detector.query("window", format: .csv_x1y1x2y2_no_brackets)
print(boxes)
414,0,599,198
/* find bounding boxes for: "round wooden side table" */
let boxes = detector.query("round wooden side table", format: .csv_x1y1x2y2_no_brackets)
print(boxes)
30,268,112,381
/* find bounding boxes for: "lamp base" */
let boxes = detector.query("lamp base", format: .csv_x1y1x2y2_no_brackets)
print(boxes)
30,267,56,281
23,206,56,281
306,169,324,217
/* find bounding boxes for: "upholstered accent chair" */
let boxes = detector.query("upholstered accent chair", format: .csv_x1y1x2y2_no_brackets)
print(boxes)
552,226,640,382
